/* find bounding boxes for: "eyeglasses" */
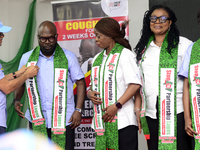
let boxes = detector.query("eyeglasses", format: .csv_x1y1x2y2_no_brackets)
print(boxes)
38,34,57,43
149,16,170,23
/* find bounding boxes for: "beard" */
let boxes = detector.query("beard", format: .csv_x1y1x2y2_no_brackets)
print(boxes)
39,43,57,57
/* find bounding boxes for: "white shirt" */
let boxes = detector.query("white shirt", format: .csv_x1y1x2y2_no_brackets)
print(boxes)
92,48,141,130
141,36,192,119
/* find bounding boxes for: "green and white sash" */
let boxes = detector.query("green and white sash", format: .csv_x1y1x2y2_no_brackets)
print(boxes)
139,33,178,149
189,39,200,150
91,43,123,150
25,44,68,149
139,55,150,140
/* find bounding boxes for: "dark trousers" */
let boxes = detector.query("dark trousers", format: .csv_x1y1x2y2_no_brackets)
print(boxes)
119,125,138,150
29,122,74,150
0,126,6,135
146,112,194,150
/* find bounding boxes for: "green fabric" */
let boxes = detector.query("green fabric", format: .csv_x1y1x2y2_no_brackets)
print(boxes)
188,38,200,150
26,44,68,149
26,45,47,137
139,36,153,140
91,43,123,150
158,33,178,150
0,0,37,132
51,44,68,149
140,32,178,149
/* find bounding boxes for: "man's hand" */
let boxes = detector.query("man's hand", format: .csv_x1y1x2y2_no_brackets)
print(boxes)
14,101,25,119
25,65,39,78
68,110,82,129
88,90,102,105
185,117,198,137
16,65,27,77
102,104,118,123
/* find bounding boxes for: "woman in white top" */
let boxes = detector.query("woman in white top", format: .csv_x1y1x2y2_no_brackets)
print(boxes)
134,5,193,150
87,17,141,150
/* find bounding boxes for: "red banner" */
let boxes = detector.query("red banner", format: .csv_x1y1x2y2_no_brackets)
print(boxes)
54,16,129,41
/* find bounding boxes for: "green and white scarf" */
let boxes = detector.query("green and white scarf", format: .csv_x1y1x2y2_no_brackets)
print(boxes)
188,38,200,150
139,33,178,149
91,43,123,150
25,44,68,149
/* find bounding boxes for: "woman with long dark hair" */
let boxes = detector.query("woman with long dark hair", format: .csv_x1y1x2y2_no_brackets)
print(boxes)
134,5,193,150
87,17,141,150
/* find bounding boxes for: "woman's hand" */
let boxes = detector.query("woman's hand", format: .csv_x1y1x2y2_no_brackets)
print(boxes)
102,104,118,123
135,109,142,134
87,90,102,105
185,117,198,137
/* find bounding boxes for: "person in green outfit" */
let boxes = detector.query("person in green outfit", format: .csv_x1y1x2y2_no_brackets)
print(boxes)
14,20,86,150
87,17,141,150
134,5,193,150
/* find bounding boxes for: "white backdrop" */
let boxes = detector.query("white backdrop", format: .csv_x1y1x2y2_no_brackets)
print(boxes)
0,0,148,149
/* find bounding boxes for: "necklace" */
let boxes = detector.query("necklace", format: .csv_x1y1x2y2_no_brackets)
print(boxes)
154,40,163,47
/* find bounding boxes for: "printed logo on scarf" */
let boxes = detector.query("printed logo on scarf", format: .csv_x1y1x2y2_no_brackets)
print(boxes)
91,66,104,130
193,65,200,87
52,68,66,134
163,70,173,92
190,64,200,135
57,71,64,89
160,68,175,143
107,54,117,73
105,54,118,108
94,67,98,87
26,61,45,126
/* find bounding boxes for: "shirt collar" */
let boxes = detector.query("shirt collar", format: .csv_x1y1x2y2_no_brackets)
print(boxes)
149,41,161,48
103,50,107,57
149,37,181,47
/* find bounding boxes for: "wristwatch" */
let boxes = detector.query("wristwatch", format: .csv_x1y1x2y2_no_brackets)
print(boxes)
75,108,82,113
13,99,20,105
115,102,122,109
13,72,17,79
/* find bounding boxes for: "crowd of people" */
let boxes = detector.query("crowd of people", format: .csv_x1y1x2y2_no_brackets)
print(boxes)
0,4,200,150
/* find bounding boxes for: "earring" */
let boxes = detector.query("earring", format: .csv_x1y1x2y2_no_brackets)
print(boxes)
168,26,171,31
